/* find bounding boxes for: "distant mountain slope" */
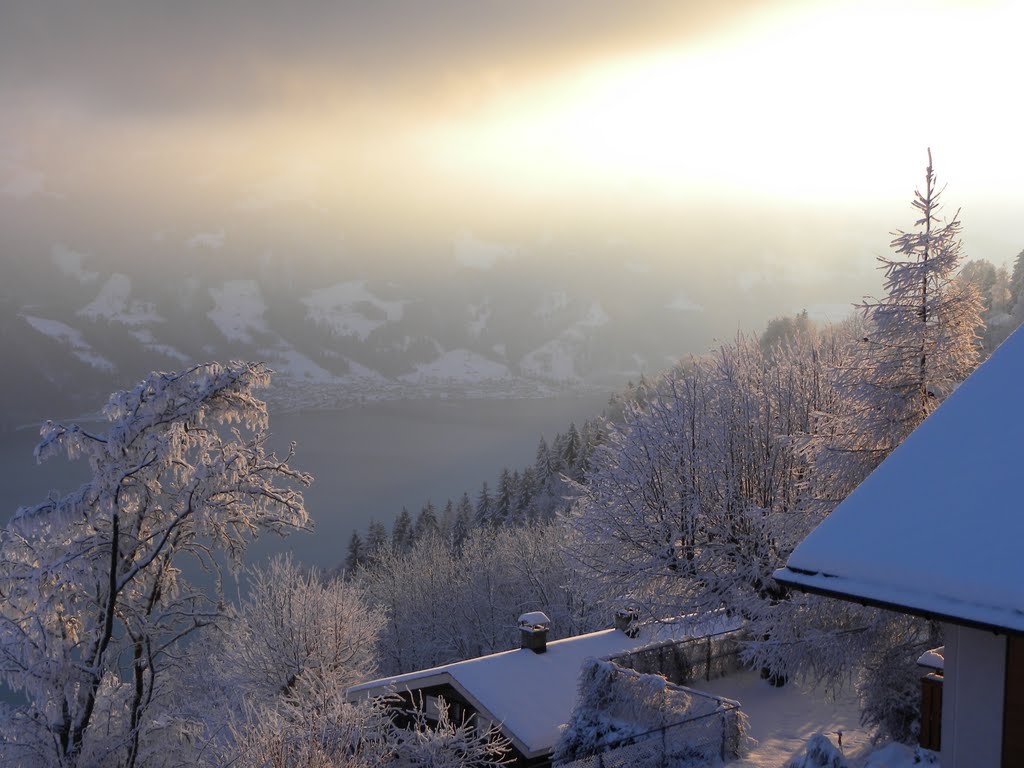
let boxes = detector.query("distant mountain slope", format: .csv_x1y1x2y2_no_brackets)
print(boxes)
0,227,715,426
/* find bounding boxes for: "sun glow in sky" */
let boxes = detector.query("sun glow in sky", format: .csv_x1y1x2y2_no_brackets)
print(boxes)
1,0,1021,290
418,1,1024,207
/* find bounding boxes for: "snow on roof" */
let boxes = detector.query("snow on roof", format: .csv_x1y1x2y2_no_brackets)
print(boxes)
776,325,1024,632
347,613,740,757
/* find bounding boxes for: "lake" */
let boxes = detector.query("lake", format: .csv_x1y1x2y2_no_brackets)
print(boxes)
0,393,611,571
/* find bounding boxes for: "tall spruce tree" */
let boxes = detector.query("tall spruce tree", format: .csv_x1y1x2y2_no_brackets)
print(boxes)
807,149,983,509
392,508,414,554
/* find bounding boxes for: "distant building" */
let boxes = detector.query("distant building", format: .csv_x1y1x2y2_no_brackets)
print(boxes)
348,611,742,766
775,327,1024,768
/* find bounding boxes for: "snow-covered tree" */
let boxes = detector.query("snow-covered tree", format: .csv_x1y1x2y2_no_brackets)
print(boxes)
216,694,395,768
1010,247,1024,309
218,555,382,710
183,554,385,765
0,362,311,768
570,330,838,624
391,697,510,768
361,523,604,675
757,152,983,714
806,150,982,511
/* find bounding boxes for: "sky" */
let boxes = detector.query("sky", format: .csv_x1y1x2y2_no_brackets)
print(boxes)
1,0,1022,327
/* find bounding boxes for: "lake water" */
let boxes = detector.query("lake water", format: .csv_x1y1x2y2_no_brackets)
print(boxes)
0,394,611,571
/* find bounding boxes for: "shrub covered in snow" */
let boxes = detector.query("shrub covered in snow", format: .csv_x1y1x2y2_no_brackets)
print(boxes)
554,658,745,765
784,733,847,768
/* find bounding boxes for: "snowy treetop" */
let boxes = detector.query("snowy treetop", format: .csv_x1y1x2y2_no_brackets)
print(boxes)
778,325,1024,631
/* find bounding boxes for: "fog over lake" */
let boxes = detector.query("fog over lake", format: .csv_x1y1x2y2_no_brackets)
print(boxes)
0,394,611,572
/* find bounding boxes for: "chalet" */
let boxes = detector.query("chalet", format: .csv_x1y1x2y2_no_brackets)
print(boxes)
347,611,742,766
774,325,1024,768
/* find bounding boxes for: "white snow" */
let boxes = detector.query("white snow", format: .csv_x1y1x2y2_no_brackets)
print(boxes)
51,245,99,284
860,743,931,768
454,232,516,270
186,230,226,250
349,617,731,759
78,274,162,326
666,292,705,312
302,281,406,342
208,280,268,343
777,324,1024,632
399,349,509,385
21,315,115,372
698,670,870,767
916,647,944,671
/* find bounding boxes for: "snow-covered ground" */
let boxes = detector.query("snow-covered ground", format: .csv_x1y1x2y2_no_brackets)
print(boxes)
698,670,878,767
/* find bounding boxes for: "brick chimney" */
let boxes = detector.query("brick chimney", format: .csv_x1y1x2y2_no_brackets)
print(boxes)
614,607,640,638
518,611,551,653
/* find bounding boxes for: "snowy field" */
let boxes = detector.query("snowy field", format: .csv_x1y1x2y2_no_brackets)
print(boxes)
698,670,928,767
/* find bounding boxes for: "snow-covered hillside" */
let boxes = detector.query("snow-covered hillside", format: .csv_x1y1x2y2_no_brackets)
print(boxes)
0,240,713,423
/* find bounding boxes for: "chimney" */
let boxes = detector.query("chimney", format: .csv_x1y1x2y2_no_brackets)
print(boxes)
518,611,551,653
614,607,640,638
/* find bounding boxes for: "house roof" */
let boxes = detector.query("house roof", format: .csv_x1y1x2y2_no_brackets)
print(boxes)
775,325,1024,633
347,613,740,758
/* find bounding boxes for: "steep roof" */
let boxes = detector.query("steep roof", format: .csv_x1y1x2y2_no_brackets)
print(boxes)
775,325,1024,633
347,613,739,758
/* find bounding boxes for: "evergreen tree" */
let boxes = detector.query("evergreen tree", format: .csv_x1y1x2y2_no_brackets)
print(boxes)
345,531,366,573
439,499,456,544
366,520,389,561
453,493,474,552
1010,248,1024,307
475,481,492,526
807,149,983,509
413,501,440,542
534,436,553,480
561,422,582,471
514,466,538,524
392,507,414,554
493,468,515,526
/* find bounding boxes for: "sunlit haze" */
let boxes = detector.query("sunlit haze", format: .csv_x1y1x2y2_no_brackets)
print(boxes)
1,0,1021,416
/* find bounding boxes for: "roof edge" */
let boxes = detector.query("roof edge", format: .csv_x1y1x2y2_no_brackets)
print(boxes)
774,567,1024,636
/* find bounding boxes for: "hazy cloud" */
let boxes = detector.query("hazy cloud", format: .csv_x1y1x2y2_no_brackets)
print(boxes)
0,1,771,117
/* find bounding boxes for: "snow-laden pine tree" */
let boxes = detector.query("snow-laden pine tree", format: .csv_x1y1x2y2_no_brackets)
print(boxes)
0,362,311,768
753,152,984,729
806,149,983,511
